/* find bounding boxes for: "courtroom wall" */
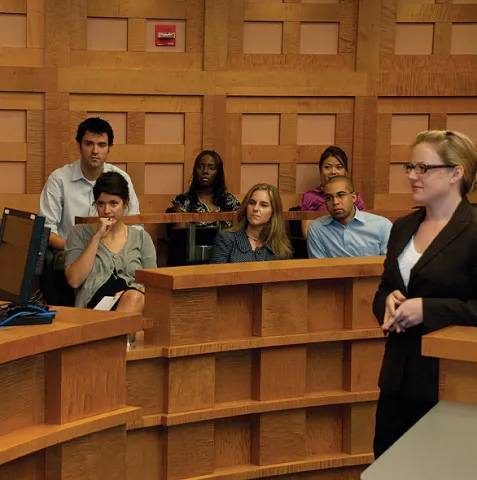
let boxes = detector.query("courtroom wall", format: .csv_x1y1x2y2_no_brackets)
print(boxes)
0,0,476,213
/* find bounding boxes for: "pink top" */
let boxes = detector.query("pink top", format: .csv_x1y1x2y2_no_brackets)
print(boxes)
299,184,366,211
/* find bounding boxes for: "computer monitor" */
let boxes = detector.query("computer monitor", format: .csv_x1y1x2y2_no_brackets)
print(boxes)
0,208,54,326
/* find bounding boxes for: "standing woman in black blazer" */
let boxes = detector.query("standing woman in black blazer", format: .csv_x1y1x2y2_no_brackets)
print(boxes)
373,130,477,459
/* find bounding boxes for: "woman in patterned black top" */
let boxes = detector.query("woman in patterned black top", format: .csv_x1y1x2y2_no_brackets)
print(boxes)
210,183,293,263
171,150,239,228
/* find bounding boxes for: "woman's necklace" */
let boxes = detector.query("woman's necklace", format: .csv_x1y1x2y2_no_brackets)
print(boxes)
245,229,260,242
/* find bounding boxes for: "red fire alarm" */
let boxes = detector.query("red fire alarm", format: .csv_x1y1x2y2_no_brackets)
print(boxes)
155,25,176,47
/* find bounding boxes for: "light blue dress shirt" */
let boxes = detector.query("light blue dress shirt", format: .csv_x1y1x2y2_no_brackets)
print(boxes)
307,209,392,258
39,160,140,240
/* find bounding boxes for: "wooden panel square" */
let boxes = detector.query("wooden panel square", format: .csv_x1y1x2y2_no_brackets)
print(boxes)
215,416,251,469
45,336,126,424
343,402,376,455
394,24,433,55
343,339,385,392
252,410,307,466
0,451,44,479
344,277,381,330
308,279,345,332
253,281,308,336
306,405,343,456
243,22,283,54
127,358,165,415
46,426,126,480
166,421,214,480
216,285,253,340
439,359,477,404
253,346,306,401
215,351,253,404
0,354,44,437
126,427,166,480
306,342,344,394
167,355,215,413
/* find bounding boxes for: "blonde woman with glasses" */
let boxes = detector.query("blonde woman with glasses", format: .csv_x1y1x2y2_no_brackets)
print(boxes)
373,130,477,459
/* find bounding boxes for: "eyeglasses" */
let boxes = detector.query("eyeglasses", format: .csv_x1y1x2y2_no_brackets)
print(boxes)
403,163,456,175
324,192,353,202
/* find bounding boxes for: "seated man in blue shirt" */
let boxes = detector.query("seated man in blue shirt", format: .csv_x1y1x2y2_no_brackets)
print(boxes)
40,117,140,252
307,176,392,258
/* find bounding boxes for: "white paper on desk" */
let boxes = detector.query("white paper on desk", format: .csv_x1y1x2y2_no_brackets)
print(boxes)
94,296,120,311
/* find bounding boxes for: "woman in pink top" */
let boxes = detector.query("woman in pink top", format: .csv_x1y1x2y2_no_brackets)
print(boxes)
300,146,365,237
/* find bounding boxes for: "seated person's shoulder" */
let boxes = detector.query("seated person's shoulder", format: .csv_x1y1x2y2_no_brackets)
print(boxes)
222,193,240,210
215,230,236,243
171,192,192,211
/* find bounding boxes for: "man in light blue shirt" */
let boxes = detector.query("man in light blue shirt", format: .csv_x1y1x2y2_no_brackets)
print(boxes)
307,176,392,258
39,117,140,251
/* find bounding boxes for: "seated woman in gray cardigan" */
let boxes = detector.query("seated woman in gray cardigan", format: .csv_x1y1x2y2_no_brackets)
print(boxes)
210,183,293,263
64,172,157,313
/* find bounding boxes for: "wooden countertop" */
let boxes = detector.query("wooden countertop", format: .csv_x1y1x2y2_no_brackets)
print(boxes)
0,306,146,365
422,326,477,363
136,256,384,290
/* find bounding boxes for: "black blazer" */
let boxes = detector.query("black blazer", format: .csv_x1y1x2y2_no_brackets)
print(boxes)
373,197,477,402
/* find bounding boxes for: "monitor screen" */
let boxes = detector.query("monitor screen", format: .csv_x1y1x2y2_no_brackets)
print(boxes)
0,209,47,305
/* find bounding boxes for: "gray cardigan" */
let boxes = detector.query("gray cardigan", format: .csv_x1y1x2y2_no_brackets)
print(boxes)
65,224,157,308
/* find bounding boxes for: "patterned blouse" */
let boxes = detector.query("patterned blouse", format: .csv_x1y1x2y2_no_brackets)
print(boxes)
171,192,240,228
210,230,277,264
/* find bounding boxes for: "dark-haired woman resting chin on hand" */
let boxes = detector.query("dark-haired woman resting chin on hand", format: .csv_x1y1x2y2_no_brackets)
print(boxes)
64,172,157,344
210,183,293,264
171,150,239,228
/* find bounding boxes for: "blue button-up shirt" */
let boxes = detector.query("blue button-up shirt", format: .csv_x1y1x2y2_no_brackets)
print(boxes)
307,209,392,258
39,160,141,240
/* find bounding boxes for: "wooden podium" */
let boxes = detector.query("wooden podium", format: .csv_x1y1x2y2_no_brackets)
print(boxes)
127,257,386,479
0,307,145,479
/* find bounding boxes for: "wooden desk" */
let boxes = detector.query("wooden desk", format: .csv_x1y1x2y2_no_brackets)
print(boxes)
124,258,386,479
423,326,477,404
0,307,146,479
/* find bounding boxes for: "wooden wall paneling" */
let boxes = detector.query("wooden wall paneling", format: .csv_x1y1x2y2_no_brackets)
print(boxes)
166,421,214,479
166,355,215,413
184,111,203,190
215,351,253,404
216,285,253,340
279,113,297,193
0,451,44,480
0,144,26,162
306,342,344,394
70,0,86,51
225,112,242,193
126,112,146,194
45,93,71,177
215,416,251,469
344,277,381,330
339,0,358,56
45,426,127,480
27,0,45,50
0,0,26,13
26,110,44,193
433,22,452,55
439,359,477,404
429,112,448,131
204,0,228,71
283,21,300,55
343,340,385,393
0,355,44,437
335,113,354,165
186,0,204,55
126,427,166,480
126,358,165,416
127,18,146,53
307,279,345,332
252,409,307,466
279,163,296,194
45,0,70,67
253,282,308,336
306,405,343,456
87,0,120,17
380,0,397,58
252,346,306,401
245,3,340,23
143,286,217,346
69,110,87,163
44,337,126,424
227,0,244,56
375,113,391,195
356,0,381,75
352,97,378,208
118,0,187,19
342,402,376,455
203,94,227,155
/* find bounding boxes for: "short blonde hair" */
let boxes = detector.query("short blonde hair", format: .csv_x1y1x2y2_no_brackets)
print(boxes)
413,130,477,196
